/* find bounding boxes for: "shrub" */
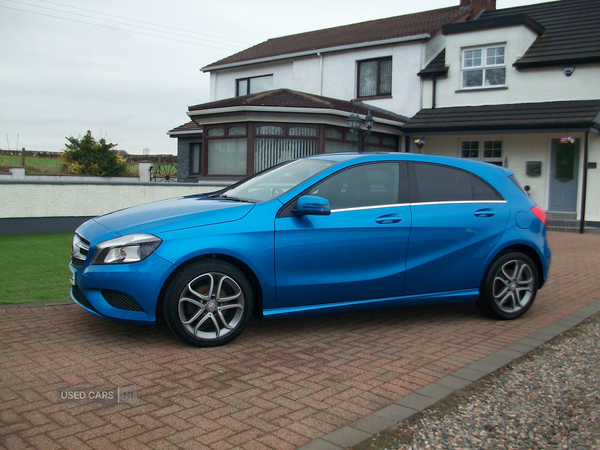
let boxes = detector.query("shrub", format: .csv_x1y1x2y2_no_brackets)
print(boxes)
61,131,129,176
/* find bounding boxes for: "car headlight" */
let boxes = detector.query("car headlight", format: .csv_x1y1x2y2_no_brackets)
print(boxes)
91,234,162,265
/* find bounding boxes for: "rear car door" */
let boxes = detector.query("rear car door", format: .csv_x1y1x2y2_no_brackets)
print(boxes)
274,162,411,309
404,162,509,296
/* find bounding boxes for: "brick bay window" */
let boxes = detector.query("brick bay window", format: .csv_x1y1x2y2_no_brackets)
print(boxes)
357,57,392,98
236,75,273,96
206,125,248,176
461,140,503,166
462,45,505,88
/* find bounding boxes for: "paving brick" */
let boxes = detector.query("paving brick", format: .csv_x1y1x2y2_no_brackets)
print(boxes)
1,232,599,449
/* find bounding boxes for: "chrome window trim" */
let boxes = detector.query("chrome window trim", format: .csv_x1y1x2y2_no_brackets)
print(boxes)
332,203,410,213
410,200,507,207
331,200,506,213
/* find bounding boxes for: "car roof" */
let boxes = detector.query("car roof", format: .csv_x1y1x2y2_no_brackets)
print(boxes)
304,152,513,177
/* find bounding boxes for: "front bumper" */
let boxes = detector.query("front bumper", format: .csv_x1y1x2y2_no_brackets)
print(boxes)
69,253,174,325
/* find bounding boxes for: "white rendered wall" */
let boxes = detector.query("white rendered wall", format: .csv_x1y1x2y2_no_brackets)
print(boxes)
432,26,600,107
0,183,227,219
208,40,426,118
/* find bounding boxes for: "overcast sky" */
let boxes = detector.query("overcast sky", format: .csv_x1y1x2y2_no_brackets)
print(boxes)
1,0,551,155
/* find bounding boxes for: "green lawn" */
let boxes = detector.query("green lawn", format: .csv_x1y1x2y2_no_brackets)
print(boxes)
0,155,139,176
0,154,65,174
0,232,73,304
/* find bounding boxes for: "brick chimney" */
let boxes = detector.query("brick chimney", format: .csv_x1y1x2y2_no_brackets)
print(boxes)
460,0,496,19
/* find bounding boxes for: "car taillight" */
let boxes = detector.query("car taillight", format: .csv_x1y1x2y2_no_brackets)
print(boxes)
531,206,547,227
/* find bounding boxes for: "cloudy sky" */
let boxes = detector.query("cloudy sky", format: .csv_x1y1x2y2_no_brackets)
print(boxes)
1,0,550,155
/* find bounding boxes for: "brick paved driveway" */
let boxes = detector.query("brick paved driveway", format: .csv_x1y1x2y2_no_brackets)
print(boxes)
2,232,600,449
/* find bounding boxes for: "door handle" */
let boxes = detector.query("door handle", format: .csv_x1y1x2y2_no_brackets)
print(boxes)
376,214,403,224
474,208,496,218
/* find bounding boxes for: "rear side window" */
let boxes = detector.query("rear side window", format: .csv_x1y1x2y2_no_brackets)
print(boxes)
411,163,502,203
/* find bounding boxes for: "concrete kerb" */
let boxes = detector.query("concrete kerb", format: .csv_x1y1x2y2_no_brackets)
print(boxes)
298,299,600,450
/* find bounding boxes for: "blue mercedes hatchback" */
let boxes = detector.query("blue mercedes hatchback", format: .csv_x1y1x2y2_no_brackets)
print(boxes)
70,153,551,346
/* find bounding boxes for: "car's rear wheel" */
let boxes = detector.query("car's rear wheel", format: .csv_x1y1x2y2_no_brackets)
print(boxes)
163,260,253,346
477,252,538,320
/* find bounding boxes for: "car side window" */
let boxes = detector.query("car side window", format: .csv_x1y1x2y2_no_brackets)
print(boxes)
309,163,400,210
411,163,502,203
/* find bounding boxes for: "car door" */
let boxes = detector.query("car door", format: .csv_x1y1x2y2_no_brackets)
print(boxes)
404,162,509,296
274,162,411,309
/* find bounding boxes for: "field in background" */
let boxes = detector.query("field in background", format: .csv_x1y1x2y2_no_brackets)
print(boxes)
0,152,175,177
0,154,66,174
0,232,73,304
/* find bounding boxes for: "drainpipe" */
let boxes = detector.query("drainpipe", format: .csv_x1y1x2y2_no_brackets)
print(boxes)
317,52,324,96
578,131,589,234
432,76,437,109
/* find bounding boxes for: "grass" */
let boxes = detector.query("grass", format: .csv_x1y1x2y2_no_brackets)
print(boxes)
0,154,66,174
0,154,139,176
0,232,73,304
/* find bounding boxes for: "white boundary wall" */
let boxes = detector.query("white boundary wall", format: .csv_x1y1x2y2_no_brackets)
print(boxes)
0,182,229,220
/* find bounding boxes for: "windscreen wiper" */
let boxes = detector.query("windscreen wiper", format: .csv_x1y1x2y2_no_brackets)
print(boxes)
209,193,255,203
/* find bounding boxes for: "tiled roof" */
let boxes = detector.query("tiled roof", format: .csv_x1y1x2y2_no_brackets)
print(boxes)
481,0,600,68
167,121,202,136
202,6,469,71
418,49,448,77
403,100,600,133
187,89,408,123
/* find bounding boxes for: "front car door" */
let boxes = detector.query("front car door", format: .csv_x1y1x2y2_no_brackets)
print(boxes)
274,162,411,310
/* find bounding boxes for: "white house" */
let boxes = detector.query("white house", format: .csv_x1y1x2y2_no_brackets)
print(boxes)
169,0,600,232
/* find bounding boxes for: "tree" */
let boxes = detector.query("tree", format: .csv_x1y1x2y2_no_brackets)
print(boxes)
61,131,129,176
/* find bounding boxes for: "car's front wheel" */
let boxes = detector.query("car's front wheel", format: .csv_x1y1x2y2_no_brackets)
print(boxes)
477,252,538,320
163,260,254,346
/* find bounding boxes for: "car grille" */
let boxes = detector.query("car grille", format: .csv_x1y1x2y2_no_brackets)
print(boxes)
102,290,144,312
71,234,90,267
71,285,98,313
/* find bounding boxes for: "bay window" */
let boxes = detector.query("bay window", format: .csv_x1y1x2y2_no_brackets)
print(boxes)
206,125,248,176
254,125,317,173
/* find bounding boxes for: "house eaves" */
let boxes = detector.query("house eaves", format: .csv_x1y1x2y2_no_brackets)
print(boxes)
403,100,600,135
201,35,431,72
187,106,407,128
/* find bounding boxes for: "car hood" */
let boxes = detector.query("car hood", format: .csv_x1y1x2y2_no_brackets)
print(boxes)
92,195,255,236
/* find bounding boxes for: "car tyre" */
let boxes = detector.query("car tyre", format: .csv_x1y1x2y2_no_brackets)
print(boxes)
477,252,538,320
163,259,254,346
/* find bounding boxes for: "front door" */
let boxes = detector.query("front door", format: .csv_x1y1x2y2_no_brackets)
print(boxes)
549,138,579,212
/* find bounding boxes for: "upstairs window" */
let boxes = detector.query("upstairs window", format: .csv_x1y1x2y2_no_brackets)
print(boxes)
357,57,392,98
236,75,273,96
462,46,505,88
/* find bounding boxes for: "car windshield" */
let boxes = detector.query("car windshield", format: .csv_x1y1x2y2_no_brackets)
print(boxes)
217,159,336,203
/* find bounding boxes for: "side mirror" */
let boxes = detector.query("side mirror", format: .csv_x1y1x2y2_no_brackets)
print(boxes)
293,195,331,216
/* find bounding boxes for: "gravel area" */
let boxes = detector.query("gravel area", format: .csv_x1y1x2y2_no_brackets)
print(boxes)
358,314,600,450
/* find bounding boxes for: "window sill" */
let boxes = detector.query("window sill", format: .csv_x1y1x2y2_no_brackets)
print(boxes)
455,86,508,93
353,94,392,101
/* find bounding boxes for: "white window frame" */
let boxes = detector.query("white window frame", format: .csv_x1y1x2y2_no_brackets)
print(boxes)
461,45,506,89
461,140,503,166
